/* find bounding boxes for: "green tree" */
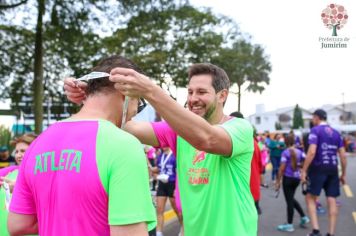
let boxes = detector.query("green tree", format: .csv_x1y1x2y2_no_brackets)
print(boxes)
212,38,271,112
0,125,12,149
103,2,226,97
292,104,304,129
0,0,121,133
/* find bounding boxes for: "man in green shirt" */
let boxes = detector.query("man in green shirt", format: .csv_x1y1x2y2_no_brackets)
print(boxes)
65,63,258,236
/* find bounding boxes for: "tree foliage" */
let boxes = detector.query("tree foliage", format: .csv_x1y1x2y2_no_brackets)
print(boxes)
0,125,12,149
212,38,272,112
292,104,304,129
0,0,119,132
0,0,272,130
103,2,225,96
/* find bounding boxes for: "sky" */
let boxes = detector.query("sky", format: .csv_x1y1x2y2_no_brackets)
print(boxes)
1,0,355,126
189,0,356,116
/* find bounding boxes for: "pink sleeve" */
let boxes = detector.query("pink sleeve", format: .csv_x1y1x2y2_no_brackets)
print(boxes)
9,159,36,215
0,166,18,177
151,122,182,212
151,121,177,156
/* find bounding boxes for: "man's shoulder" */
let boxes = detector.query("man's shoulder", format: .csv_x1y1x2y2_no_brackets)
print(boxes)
98,120,141,146
223,117,252,130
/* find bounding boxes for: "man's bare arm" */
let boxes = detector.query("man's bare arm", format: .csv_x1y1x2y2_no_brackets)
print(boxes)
124,121,159,147
338,147,347,185
302,144,317,171
110,222,148,236
8,212,38,236
110,68,232,156
301,144,317,182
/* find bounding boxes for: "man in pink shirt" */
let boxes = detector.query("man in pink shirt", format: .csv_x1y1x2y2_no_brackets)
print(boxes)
8,56,156,236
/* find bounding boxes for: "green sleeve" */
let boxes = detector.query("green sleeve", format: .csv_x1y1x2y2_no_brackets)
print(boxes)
96,120,156,231
221,118,254,158
268,140,277,149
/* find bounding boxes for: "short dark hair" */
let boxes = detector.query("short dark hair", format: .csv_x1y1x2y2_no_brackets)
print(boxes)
86,55,143,95
230,111,244,119
188,63,230,93
313,109,327,121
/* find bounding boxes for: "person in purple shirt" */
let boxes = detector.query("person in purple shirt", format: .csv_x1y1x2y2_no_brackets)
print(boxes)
275,134,309,232
152,147,180,236
301,109,347,236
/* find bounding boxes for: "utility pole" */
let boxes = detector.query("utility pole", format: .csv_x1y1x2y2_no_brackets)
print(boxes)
342,92,346,124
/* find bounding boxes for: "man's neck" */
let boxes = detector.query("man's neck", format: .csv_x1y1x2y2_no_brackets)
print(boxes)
207,109,227,125
71,93,122,126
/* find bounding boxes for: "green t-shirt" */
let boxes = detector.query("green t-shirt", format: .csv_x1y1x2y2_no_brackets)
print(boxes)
176,118,258,236
9,119,156,235
0,169,18,236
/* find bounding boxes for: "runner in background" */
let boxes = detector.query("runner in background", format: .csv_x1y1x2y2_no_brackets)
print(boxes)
0,146,16,169
275,134,309,232
145,145,158,191
0,133,38,236
301,109,347,236
258,135,269,188
152,147,181,236
268,134,286,183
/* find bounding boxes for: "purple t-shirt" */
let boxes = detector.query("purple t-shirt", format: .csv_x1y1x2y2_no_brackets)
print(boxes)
308,124,343,172
157,152,176,182
281,148,305,179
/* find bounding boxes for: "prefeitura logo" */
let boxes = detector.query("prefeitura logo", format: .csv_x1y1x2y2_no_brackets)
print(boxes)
321,4,348,36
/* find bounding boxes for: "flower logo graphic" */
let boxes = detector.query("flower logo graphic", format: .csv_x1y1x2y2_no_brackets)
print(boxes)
321,4,348,36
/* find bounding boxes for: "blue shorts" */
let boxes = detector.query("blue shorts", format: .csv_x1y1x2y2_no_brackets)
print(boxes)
307,171,340,197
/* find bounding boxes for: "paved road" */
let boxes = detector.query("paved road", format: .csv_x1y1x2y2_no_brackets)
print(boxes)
163,154,356,236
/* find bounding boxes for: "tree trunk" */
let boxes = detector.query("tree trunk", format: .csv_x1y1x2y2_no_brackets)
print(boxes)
237,84,241,112
332,25,337,36
33,0,45,134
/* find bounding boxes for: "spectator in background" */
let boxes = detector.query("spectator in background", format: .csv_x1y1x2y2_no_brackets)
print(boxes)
230,111,263,214
289,130,304,151
301,109,347,236
264,132,271,146
268,133,286,183
0,133,38,236
275,134,309,232
258,135,269,188
152,147,181,236
0,146,16,169
145,145,158,191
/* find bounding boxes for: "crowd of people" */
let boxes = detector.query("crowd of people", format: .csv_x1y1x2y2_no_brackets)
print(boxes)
0,55,349,236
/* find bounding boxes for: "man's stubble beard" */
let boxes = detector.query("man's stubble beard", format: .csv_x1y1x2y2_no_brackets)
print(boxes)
203,99,217,122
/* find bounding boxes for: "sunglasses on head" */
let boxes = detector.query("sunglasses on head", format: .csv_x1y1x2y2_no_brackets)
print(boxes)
138,98,147,113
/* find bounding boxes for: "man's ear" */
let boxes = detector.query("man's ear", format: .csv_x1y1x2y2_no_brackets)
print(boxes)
218,89,229,104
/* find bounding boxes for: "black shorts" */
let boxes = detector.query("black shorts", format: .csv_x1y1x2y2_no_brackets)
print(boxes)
148,158,155,167
307,171,340,197
156,181,175,198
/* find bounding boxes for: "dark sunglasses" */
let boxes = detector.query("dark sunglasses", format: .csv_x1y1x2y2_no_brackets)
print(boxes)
137,98,147,113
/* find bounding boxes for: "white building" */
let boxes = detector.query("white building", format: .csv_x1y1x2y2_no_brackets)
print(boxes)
248,104,354,133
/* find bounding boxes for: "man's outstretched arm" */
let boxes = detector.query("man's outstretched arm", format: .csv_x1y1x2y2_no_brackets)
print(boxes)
110,68,233,156
124,120,159,147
